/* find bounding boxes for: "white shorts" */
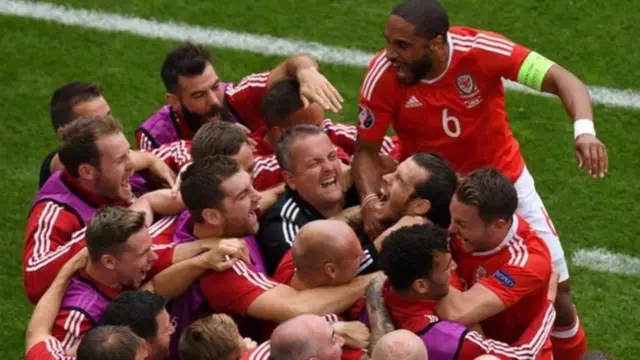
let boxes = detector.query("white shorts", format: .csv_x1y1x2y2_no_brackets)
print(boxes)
514,166,569,282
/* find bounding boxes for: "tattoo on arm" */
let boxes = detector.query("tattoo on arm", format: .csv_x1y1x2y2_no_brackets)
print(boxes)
330,206,363,229
365,277,395,354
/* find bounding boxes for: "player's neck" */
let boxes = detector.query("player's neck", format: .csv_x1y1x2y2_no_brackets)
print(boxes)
485,218,514,251
391,285,439,302
193,222,224,239
289,274,317,291
423,43,450,81
84,262,122,290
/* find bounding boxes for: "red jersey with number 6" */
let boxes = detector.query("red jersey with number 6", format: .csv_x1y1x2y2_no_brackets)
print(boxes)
357,26,532,181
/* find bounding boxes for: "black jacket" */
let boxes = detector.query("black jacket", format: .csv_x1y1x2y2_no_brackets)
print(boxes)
257,186,379,276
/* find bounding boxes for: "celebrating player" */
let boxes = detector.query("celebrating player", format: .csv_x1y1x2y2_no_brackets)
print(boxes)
136,42,343,150
352,1,598,357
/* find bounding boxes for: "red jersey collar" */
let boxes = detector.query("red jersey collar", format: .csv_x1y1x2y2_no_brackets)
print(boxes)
78,268,122,300
382,279,439,333
62,171,131,207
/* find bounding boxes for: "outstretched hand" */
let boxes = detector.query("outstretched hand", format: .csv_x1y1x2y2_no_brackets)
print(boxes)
575,134,608,178
297,68,344,113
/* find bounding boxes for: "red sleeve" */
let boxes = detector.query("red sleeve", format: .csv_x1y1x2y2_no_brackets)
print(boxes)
463,30,531,82
52,309,93,351
23,202,84,304
199,260,279,315
225,72,270,132
479,260,549,308
458,300,555,359
357,52,402,143
252,156,283,192
26,338,73,360
336,146,351,164
136,131,156,151
150,140,192,173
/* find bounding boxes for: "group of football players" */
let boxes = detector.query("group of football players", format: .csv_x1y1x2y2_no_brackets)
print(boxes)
23,0,610,359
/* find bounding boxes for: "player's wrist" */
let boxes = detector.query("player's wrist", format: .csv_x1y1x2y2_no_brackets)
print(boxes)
573,119,596,139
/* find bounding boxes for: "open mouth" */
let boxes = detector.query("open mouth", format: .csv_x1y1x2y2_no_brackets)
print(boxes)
320,176,338,189
249,208,258,222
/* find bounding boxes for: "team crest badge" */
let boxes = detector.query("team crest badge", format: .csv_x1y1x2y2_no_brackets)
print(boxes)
456,73,477,96
474,265,488,284
357,105,375,129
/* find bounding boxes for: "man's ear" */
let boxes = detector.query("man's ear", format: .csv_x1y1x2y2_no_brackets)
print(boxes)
100,253,117,271
202,208,223,227
411,278,430,295
282,170,296,191
166,92,181,110
78,163,97,182
324,263,338,281
407,198,431,217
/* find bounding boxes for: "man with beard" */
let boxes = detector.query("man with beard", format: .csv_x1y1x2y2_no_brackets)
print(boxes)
257,125,378,275
167,155,379,357
352,2,602,356
372,153,458,250
372,224,558,359
136,42,343,150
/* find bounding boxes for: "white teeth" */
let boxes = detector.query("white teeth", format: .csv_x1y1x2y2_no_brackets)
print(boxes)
321,176,337,187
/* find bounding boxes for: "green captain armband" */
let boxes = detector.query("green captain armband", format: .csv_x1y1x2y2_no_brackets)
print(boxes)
517,51,555,91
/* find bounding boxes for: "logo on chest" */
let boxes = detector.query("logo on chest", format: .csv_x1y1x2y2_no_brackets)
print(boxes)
455,73,483,109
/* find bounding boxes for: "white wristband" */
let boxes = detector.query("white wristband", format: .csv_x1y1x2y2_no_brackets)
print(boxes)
573,119,596,139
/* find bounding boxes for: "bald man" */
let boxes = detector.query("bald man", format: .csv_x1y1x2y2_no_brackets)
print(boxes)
271,314,345,360
280,220,365,289
268,220,371,357
371,330,427,360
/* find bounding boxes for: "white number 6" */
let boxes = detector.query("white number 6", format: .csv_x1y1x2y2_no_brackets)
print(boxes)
442,108,461,138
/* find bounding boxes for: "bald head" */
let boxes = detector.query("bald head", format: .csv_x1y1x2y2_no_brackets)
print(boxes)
473,356,501,360
292,220,363,286
270,314,343,360
371,330,427,360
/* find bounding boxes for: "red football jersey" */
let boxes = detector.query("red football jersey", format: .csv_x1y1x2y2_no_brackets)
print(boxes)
199,259,279,316
451,214,552,345
226,72,271,133
26,338,74,360
358,26,532,181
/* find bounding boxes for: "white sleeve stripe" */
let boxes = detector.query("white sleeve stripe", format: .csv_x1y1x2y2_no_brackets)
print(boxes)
148,215,178,237
365,60,392,101
61,310,84,350
45,338,71,359
32,202,63,262
361,52,389,99
449,33,514,48
451,41,512,57
466,305,555,359
280,199,300,246
249,341,272,360
231,260,278,290
507,235,529,268
226,81,268,96
26,235,85,271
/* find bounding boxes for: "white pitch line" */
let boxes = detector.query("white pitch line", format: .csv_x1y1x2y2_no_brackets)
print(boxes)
573,248,640,277
1,0,640,110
